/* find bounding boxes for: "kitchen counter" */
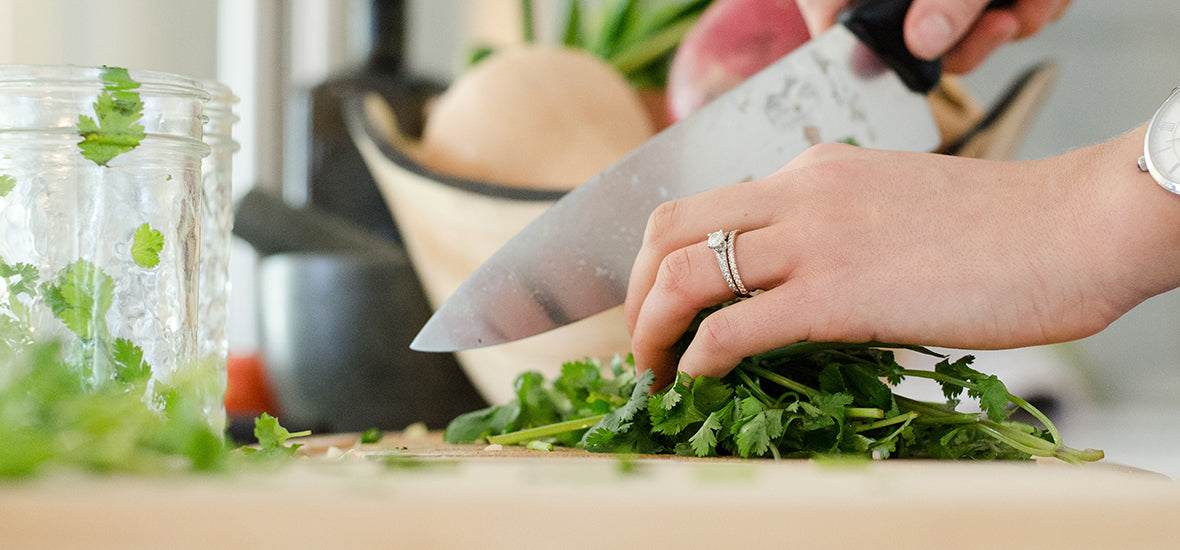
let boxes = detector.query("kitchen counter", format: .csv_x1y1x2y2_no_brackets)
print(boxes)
2,431,1177,549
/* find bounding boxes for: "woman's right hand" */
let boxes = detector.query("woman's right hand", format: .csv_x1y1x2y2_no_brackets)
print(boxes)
795,0,1072,73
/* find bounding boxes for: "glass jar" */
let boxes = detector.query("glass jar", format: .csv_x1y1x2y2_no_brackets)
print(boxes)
197,80,239,434
0,65,213,427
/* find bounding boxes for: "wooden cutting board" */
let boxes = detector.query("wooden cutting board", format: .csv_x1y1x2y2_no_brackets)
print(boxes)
2,431,1177,549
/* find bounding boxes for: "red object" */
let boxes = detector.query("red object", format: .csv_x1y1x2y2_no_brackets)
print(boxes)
666,0,811,122
224,352,281,417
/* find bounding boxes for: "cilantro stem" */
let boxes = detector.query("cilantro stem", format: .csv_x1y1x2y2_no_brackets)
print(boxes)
855,411,919,433
973,423,1057,458
897,369,1064,446
862,411,919,453
735,367,778,406
897,396,1099,463
741,364,817,398
845,407,885,419
487,414,605,446
894,396,979,424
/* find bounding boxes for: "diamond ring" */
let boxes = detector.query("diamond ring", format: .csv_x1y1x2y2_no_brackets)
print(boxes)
706,230,750,298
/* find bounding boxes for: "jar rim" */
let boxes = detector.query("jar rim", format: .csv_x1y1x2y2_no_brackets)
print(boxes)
0,64,210,102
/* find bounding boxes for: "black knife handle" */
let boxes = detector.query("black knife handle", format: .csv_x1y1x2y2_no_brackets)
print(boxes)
839,0,1017,94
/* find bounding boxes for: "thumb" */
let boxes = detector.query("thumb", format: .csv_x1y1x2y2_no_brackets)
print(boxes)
904,0,993,60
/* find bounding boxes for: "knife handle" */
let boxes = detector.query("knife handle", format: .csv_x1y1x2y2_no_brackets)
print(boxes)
839,0,1017,94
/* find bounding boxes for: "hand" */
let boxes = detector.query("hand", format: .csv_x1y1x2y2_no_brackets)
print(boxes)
624,127,1180,390
795,0,1071,73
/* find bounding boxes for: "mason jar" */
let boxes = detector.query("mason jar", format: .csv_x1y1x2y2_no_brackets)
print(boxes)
0,65,212,426
197,79,239,434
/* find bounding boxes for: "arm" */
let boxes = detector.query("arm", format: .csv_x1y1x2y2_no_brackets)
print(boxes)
624,126,1180,390
796,0,1072,73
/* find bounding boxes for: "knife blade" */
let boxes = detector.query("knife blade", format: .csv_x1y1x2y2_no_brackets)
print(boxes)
413,0,995,352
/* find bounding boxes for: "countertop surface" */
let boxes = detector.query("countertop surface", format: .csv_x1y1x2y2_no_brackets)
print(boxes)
2,431,1177,549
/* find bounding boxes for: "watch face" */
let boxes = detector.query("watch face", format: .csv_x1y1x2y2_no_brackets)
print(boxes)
1145,88,1180,193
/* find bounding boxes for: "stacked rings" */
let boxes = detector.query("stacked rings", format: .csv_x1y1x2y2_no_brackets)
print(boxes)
706,229,750,298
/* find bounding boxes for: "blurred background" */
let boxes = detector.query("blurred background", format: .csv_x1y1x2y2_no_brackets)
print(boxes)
0,0,1176,475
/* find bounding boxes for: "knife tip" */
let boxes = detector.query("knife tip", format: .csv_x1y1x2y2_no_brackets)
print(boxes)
409,330,448,353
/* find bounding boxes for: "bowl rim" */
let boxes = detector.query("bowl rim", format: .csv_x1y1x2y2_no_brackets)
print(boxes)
342,92,568,203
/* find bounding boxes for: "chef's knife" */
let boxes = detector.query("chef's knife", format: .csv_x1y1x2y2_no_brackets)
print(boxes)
412,0,1012,352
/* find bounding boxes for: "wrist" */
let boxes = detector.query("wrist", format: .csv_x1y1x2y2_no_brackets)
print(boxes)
1077,124,1180,306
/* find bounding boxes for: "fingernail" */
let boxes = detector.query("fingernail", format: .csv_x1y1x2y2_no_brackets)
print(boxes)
912,13,954,60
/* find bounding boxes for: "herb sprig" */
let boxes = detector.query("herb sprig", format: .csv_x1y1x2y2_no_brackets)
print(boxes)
76,66,146,167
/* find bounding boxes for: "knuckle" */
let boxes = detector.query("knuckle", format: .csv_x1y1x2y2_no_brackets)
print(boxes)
784,142,855,171
654,247,698,297
644,200,685,249
693,312,742,362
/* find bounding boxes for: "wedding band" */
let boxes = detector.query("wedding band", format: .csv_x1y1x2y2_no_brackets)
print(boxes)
706,230,749,298
725,230,749,297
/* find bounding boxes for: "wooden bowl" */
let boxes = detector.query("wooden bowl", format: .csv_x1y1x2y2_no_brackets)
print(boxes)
344,93,632,405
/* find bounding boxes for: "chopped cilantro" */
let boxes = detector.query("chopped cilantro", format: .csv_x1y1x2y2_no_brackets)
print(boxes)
360,428,385,444
242,412,312,459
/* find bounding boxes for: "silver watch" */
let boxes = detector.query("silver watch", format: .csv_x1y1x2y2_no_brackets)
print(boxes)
1139,86,1180,194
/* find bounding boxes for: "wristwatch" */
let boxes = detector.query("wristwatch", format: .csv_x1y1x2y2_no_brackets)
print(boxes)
1139,86,1180,194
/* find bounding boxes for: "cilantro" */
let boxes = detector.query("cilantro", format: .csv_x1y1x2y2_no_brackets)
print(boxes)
130,223,165,268
445,401,522,444
733,397,785,457
360,428,384,444
240,412,311,459
40,259,114,343
0,174,14,197
580,368,661,454
444,305,1104,465
0,248,321,478
688,410,723,457
76,66,146,166
0,341,231,477
110,337,151,387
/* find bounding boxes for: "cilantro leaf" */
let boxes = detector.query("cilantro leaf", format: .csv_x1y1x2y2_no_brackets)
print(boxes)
840,364,893,411
111,338,151,387
247,413,311,458
734,402,785,457
972,375,1012,422
580,369,659,453
514,371,561,429
933,355,1012,421
688,410,723,457
131,223,164,268
97,66,140,92
40,259,114,343
0,174,14,197
0,258,39,298
444,402,521,443
76,66,145,167
648,372,706,436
